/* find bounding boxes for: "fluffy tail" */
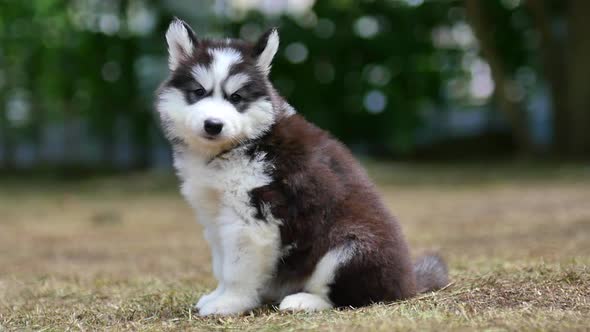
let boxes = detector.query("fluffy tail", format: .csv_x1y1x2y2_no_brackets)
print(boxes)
414,254,449,293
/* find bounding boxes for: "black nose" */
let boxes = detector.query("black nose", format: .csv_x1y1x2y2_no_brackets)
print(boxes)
204,119,223,136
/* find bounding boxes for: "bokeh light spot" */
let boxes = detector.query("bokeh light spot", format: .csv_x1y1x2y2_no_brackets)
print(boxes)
354,16,379,39
364,90,387,114
285,42,309,64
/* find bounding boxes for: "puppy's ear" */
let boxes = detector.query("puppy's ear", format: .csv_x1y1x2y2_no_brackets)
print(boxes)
253,27,279,75
165,18,198,71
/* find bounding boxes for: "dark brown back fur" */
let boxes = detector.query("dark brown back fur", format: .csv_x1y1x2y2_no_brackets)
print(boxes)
249,114,418,307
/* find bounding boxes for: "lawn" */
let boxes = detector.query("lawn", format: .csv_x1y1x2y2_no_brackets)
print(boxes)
1,163,589,331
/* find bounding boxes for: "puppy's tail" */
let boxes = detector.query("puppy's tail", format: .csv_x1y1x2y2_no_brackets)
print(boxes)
414,254,449,293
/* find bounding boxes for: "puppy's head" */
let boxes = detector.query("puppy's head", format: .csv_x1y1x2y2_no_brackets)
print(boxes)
156,18,280,156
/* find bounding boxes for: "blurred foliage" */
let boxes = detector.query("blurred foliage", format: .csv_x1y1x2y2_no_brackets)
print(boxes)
0,0,587,170
0,0,172,169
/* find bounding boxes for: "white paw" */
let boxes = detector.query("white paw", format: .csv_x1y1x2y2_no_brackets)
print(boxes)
279,292,333,312
195,287,224,309
198,292,259,316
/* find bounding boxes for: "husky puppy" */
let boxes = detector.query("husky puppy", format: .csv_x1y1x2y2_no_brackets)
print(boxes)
156,18,448,316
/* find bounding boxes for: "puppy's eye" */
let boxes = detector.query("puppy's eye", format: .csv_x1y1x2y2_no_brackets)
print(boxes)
193,88,206,97
229,93,242,103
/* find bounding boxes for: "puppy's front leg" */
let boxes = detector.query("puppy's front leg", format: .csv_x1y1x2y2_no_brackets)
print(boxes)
195,227,224,309
198,209,280,316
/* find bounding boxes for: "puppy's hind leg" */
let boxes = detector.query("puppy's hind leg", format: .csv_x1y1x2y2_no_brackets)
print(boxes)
279,292,332,311
278,245,354,312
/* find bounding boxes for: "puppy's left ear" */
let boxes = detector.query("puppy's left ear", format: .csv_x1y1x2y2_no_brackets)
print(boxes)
254,27,279,75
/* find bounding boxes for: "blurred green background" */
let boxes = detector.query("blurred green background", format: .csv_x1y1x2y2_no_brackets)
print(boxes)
0,0,589,173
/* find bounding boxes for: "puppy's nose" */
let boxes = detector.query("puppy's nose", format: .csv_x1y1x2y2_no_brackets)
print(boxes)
204,119,223,136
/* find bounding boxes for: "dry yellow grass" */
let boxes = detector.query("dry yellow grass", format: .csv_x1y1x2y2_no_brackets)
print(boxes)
1,163,589,331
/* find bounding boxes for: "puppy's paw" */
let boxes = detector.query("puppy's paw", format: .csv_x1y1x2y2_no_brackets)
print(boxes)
198,292,258,316
279,292,332,312
195,287,223,310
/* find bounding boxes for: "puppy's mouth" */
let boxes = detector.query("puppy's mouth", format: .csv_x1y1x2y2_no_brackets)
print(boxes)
202,134,219,141
199,133,231,144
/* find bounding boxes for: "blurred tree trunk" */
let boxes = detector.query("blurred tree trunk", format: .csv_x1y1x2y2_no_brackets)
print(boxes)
526,0,590,157
565,0,590,156
525,0,569,154
465,1,533,155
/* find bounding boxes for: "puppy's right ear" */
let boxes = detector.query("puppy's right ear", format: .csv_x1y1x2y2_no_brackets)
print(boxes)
165,18,198,71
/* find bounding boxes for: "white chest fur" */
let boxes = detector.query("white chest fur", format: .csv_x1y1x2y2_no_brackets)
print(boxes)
175,147,276,227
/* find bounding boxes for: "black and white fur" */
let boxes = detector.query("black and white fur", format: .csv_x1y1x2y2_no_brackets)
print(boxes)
156,18,448,316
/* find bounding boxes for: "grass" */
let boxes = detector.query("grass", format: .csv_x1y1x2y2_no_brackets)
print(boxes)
1,163,589,331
